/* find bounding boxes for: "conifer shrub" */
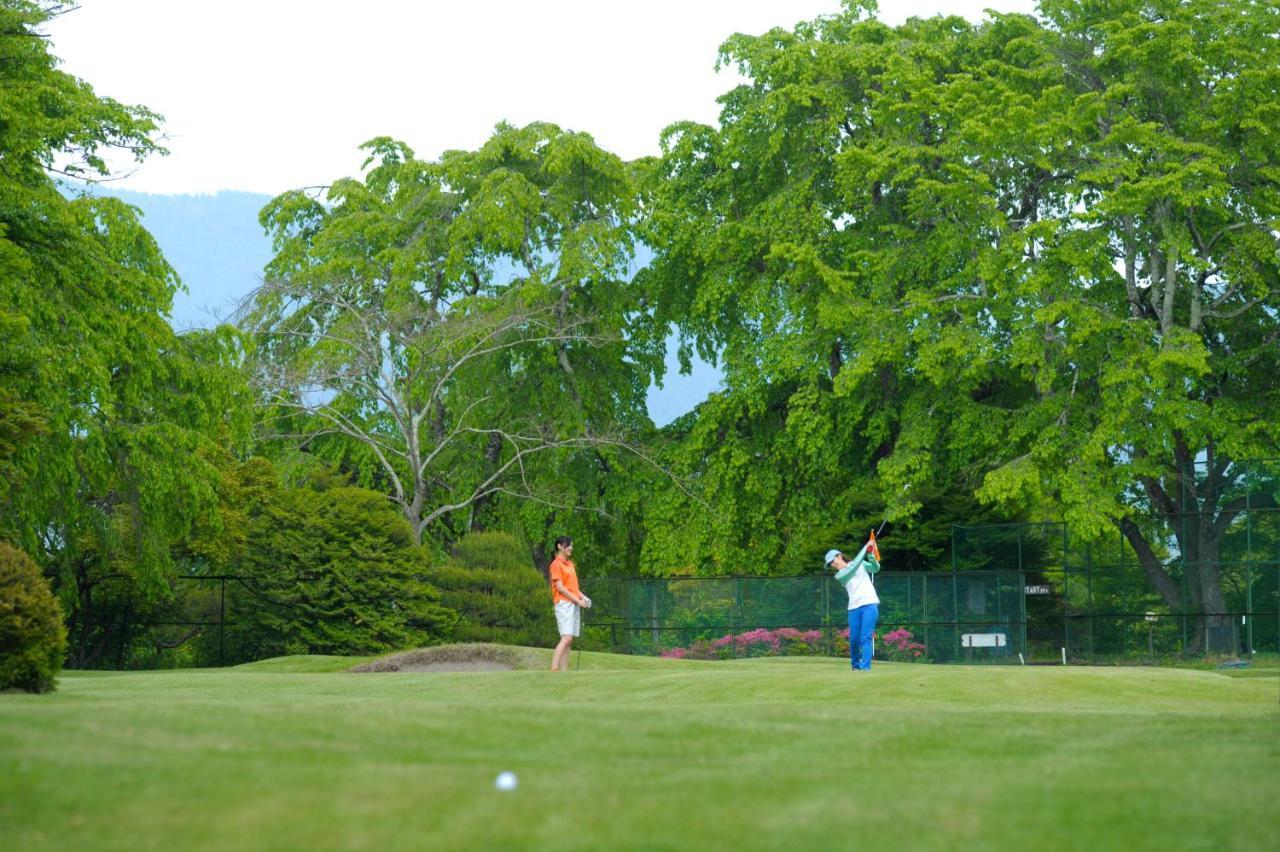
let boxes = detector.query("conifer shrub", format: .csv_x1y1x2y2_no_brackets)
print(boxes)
0,542,67,693
433,532,556,647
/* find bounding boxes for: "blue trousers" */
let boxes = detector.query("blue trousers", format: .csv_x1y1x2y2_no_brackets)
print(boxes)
847,604,879,670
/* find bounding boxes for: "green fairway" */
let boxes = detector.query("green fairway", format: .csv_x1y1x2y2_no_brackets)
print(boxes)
2,650,1277,851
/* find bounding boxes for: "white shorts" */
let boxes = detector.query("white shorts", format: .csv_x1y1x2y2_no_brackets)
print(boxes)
554,600,581,637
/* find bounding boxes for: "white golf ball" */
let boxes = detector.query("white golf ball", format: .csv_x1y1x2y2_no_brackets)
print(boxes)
495,771,518,791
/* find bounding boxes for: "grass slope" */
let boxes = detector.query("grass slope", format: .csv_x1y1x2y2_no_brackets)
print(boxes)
2,649,1276,851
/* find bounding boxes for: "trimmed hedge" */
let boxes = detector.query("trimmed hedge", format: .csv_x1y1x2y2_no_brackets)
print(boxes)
0,542,67,692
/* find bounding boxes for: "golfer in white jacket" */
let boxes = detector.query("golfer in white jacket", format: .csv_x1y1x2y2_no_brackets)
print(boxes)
827,536,880,671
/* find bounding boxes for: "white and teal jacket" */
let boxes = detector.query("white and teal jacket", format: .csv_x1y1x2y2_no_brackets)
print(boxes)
834,543,880,610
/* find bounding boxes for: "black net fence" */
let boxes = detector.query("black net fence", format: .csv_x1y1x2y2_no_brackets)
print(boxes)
951,459,1280,661
952,518,1280,661
578,572,1027,664
69,459,1279,667
579,461,1280,664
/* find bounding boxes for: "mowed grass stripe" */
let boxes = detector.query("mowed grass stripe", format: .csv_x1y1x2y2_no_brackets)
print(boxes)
2,653,1276,851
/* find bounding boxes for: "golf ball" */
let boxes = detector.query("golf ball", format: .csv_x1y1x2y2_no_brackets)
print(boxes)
495,771,518,791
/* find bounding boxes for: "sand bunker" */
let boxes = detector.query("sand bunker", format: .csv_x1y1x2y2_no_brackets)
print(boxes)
393,661,512,672
349,643,526,673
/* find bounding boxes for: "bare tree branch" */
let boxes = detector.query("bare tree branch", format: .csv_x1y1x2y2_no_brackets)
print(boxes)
241,274,653,541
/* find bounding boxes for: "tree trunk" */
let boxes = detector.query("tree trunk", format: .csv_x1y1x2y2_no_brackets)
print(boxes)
531,541,548,581
1117,517,1182,609
1191,534,1236,654
69,566,94,669
467,431,506,533
1118,464,1244,656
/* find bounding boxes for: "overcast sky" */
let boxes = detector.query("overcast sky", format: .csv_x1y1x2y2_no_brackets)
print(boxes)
46,0,1038,196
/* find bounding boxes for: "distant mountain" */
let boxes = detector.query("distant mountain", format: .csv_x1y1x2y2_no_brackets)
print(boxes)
80,187,718,425
90,188,275,330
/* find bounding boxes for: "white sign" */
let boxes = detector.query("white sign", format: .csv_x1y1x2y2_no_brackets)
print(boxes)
962,633,1007,648
1024,585,1051,595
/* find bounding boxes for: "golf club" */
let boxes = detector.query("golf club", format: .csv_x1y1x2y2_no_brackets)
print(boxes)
876,483,912,536
576,596,590,670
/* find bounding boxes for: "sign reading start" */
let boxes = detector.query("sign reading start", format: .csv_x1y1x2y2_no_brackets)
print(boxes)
1024,584,1051,595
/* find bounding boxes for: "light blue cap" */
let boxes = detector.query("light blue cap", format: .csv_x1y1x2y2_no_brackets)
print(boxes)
824,549,841,566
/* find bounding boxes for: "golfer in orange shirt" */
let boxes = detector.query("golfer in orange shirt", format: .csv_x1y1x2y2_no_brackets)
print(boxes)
548,535,591,671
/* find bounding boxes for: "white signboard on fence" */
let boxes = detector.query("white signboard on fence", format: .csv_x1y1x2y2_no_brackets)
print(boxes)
962,633,1007,648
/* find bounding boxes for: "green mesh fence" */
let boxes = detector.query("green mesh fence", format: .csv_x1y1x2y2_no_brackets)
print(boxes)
948,459,1280,661
580,572,1027,664
1067,509,1280,660
580,461,1279,664
103,461,1280,667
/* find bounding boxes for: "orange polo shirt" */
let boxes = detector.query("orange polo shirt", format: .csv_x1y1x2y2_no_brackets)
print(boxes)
549,556,580,604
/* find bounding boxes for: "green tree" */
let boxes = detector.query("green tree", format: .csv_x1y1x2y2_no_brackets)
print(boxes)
245,124,659,554
207,458,455,664
635,379,1009,576
0,2,252,665
637,5,1020,575
641,1,1279,649
0,312,46,502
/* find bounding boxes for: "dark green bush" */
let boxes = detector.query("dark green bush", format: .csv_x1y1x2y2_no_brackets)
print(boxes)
434,532,557,647
0,541,67,692
200,464,457,664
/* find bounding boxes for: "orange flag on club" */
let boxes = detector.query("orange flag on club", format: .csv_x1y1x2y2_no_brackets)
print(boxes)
868,530,881,562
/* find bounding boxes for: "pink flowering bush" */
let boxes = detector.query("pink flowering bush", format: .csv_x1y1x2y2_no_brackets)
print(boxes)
659,626,929,662
660,627,827,660
833,628,850,658
879,627,927,662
